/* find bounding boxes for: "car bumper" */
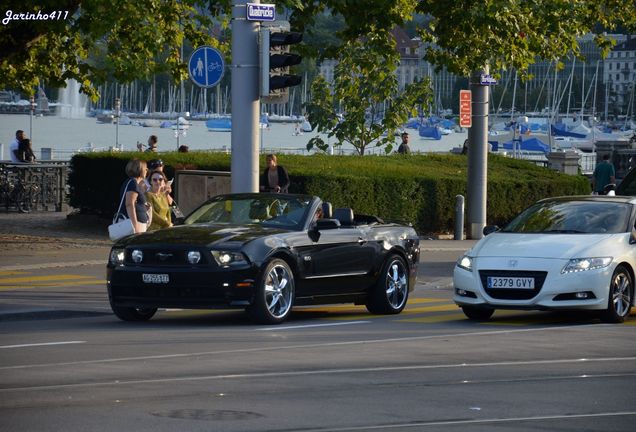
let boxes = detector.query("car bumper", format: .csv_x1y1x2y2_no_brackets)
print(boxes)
452,257,613,311
107,264,260,309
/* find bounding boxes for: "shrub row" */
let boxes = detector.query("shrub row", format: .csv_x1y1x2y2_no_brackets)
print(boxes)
68,151,591,233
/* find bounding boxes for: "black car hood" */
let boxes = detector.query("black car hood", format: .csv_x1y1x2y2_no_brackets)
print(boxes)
116,224,290,248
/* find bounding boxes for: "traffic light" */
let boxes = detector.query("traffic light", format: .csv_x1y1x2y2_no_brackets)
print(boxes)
260,27,303,102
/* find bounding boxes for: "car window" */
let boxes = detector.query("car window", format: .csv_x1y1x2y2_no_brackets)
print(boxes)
185,195,312,230
617,167,636,196
502,200,631,234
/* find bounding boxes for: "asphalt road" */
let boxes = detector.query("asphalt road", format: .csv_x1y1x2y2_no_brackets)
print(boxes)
1,237,635,431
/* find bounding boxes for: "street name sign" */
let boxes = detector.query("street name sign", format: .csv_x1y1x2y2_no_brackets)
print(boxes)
188,46,225,88
459,90,472,128
480,74,498,85
247,3,276,21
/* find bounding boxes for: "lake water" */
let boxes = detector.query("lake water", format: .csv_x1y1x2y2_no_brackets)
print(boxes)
0,113,465,160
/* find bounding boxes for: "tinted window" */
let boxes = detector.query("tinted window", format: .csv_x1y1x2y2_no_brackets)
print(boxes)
185,196,312,230
502,200,631,234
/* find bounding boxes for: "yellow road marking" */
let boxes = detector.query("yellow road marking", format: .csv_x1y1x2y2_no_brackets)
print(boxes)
0,275,97,284
406,298,450,305
0,271,27,276
399,313,467,323
403,304,460,314
0,280,106,291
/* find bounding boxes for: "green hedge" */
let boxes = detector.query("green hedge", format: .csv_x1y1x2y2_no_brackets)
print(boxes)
68,151,591,233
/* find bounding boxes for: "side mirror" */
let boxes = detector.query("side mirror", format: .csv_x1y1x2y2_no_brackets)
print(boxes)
308,218,341,242
483,225,500,236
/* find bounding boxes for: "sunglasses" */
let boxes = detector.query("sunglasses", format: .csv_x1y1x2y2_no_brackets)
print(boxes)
151,178,165,182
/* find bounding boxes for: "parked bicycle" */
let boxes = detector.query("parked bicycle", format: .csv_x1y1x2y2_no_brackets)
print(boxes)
0,167,40,213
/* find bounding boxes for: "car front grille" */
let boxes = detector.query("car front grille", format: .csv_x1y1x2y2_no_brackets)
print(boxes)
478,270,548,300
125,247,211,266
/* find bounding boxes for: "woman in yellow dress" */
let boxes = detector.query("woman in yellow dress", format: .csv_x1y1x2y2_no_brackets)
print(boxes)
145,170,173,231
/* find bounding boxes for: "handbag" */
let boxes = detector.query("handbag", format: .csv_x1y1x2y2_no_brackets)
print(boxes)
108,180,136,241
108,213,135,241
170,201,185,224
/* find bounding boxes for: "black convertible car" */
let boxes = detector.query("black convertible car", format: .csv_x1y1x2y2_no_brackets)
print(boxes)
107,193,420,324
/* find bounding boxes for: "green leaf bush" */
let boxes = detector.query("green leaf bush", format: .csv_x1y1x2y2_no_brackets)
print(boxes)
68,151,590,234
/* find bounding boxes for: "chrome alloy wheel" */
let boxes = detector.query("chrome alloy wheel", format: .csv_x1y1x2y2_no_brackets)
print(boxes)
385,259,408,309
264,263,294,319
611,270,632,318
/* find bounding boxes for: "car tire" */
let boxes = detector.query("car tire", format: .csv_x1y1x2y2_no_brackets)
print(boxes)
247,258,295,324
600,265,633,323
461,305,494,321
110,305,157,321
366,254,409,315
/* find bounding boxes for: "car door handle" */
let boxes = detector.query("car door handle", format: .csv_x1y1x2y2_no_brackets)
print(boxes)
358,237,367,245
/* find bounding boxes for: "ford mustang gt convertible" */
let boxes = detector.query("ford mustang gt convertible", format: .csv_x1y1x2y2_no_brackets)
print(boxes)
107,193,420,324
454,196,635,323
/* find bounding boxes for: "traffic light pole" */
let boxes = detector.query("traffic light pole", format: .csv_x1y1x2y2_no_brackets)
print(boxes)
231,0,260,193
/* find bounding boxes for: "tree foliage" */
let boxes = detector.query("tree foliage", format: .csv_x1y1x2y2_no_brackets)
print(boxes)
0,0,233,100
415,0,636,79
305,32,431,155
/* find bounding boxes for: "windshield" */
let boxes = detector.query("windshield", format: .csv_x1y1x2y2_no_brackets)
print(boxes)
502,200,631,234
184,195,313,230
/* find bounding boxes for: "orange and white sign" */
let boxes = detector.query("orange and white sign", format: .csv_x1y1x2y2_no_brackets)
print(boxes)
459,90,472,128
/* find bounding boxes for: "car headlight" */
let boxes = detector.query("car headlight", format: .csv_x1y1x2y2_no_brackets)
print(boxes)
211,251,248,267
109,248,125,266
457,254,473,272
561,257,612,274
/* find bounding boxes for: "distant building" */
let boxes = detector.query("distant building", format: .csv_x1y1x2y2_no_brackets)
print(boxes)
603,36,636,113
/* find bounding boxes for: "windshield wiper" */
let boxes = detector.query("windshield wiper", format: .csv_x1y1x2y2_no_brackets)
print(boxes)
544,229,586,234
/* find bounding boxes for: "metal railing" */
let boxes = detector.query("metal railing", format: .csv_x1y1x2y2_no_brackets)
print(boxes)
0,162,69,212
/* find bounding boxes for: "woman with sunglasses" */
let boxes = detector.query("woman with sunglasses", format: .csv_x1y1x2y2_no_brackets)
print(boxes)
145,170,173,231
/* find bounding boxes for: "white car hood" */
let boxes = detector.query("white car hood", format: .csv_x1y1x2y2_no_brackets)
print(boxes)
471,233,619,259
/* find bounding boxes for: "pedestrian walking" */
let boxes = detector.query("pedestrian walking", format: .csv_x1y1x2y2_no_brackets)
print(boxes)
592,154,616,195
260,154,290,193
397,132,411,154
121,159,151,233
145,170,173,231
9,130,24,163
146,135,158,152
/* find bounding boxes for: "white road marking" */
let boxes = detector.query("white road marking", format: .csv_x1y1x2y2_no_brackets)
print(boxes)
1,358,635,393
0,341,86,349
289,412,636,431
0,324,628,370
257,320,370,331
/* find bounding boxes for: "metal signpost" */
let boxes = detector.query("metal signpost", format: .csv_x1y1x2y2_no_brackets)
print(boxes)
188,46,225,88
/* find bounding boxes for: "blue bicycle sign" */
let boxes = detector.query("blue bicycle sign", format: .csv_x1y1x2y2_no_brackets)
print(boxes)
189,46,225,88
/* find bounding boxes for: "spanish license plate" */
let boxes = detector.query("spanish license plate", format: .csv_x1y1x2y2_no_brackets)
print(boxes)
487,276,534,289
142,273,169,284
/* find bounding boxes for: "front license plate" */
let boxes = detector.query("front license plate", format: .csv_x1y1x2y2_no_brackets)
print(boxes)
142,273,169,284
487,276,534,289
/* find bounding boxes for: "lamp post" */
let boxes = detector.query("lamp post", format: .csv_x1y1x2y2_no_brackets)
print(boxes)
114,97,121,150
29,95,36,141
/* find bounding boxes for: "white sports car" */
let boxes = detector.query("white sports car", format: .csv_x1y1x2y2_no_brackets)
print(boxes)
454,196,635,323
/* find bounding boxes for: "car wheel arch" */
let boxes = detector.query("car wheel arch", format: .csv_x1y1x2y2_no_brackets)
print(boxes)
264,250,300,280
382,246,412,274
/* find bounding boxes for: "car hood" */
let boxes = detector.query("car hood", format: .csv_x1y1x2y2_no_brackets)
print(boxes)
116,224,289,248
471,232,619,259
